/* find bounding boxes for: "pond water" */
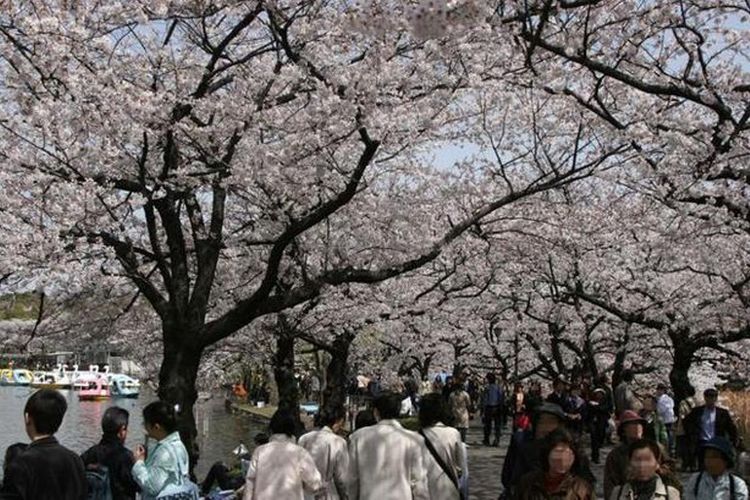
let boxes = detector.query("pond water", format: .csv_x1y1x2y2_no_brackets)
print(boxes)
0,386,265,482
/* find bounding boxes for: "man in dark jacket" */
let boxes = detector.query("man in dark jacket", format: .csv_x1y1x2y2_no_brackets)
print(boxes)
81,406,140,500
0,389,87,500
684,388,739,468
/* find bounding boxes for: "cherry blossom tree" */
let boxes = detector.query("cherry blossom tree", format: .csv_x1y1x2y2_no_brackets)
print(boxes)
0,1,628,466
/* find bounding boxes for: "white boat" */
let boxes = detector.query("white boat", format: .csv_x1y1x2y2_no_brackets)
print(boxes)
71,364,102,390
31,366,73,389
109,373,140,398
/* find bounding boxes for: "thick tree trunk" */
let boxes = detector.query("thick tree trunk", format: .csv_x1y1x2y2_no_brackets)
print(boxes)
158,333,203,475
273,327,302,431
670,340,696,406
322,332,354,415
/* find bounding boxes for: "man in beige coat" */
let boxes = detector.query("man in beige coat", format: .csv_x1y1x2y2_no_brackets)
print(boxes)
348,391,429,500
299,405,350,500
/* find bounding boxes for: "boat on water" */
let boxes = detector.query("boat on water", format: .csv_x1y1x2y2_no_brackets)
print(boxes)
31,365,74,389
78,377,111,401
0,369,34,386
109,374,140,398
71,365,103,390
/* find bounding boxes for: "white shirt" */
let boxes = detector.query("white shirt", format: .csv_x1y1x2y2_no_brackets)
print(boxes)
701,407,717,441
685,472,749,500
243,434,323,500
348,419,429,500
657,394,676,425
299,426,349,500
421,423,465,500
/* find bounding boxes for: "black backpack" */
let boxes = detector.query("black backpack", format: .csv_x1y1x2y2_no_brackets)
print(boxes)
85,464,113,500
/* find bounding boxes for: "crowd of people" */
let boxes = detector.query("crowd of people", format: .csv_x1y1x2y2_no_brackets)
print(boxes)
0,372,748,500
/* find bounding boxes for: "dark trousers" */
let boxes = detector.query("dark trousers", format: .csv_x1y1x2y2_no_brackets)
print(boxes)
665,423,675,455
458,427,468,443
484,405,502,444
676,435,694,470
591,422,607,463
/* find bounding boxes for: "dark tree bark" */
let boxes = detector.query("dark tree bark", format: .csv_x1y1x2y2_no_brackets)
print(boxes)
669,343,695,407
272,319,302,432
157,327,203,473
321,330,355,415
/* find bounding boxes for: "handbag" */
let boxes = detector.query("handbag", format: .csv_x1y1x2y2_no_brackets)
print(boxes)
419,429,466,500
155,444,200,500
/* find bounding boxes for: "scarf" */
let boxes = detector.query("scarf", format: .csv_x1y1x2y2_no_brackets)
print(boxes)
631,477,658,500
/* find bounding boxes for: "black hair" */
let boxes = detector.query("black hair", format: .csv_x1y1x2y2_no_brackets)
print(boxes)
319,405,346,427
253,433,269,446
102,406,129,436
621,370,634,383
628,438,663,461
24,389,67,435
541,428,585,476
373,391,402,420
269,409,296,437
355,409,377,430
418,393,448,429
486,373,496,384
3,443,28,474
142,401,178,434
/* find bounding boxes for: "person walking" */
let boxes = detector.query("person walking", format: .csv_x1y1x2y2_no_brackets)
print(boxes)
0,389,87,500
516,428,594,500
609,439,680,500
685,437,748,500
656,385,677,456
676,387,698,471
243,409,323,500
587,388,611,464
641,395,669,450
684,388,739,470
547,378,572,414
604,410,647,500
81,406,140,500
131,401,196,500
502,403,595,499
419,393,466,500
348,391,429,500
482,373,505,446
614,370,642,419
449,378,472,443
298,406,349,500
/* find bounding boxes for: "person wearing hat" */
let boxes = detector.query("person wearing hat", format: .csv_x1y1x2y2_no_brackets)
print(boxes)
684,388,739,471
685,436,749,500
604,410,647,500
500,403,595,499
587,387,612,464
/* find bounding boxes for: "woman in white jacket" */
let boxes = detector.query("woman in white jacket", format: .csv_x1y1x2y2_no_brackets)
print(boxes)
243,409,323,500
418,393,467,500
